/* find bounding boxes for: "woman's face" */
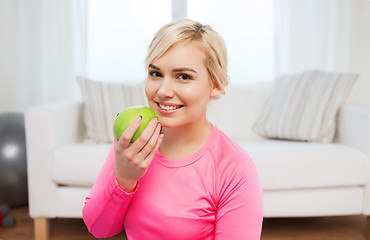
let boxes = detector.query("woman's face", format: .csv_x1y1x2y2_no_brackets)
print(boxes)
145,42,219,129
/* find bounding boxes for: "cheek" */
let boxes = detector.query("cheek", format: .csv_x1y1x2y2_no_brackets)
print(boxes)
145,80,153,98
183,86,210,105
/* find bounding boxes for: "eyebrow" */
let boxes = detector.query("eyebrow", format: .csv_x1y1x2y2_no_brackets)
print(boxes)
149,64,198,74
148,64,160,70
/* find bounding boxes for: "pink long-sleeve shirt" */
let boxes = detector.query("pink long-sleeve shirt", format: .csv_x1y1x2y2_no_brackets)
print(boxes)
83,124,263,239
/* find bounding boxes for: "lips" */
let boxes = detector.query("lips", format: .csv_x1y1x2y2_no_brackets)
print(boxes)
156,102,184,113
158,103,182,110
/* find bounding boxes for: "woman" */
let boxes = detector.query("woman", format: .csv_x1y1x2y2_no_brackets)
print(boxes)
83,18,263,239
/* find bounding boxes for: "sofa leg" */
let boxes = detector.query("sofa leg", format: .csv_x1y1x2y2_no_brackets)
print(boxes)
34,218,50,240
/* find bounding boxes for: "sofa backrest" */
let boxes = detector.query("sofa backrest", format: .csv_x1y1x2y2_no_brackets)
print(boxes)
207,81,272,141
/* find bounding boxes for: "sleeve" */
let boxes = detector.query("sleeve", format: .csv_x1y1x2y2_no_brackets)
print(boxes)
82,142,137,238
214,155,264,240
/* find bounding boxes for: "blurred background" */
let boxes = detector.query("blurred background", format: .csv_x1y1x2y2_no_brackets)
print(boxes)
1,0,369,114
1,1,370,239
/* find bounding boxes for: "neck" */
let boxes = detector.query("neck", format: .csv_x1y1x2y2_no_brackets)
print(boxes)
159,118,212,160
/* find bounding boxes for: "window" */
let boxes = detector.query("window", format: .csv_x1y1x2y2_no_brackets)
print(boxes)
88,0,274,84
88,0,171,82
188,0,274,83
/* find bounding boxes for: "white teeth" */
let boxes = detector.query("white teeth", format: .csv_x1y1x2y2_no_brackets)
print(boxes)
158,103,181,111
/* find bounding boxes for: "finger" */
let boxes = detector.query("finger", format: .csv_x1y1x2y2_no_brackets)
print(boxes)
117,116,142,149
142,130,164,167
131,117,159,152
138,122,162,161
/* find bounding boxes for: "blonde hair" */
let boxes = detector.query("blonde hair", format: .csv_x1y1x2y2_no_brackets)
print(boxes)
145,18,229,95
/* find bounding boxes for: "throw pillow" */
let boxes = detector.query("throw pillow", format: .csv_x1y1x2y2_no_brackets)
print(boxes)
77,77,147,143
252,70,358,142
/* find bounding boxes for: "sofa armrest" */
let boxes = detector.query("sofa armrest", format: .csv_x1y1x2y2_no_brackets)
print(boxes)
25,100,85,218
334,104,370,157
25,100,85,147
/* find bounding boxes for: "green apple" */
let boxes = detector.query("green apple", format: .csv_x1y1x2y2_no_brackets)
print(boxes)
114,106,158,143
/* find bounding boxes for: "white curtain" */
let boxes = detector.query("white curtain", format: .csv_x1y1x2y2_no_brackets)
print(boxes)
87,0,171,83
0,1,20,112
188,0,275,84
274,0,370,104
7,0,87,112
2,0,369,112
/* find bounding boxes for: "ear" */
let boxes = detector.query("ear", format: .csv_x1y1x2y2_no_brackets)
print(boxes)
209,78,221,98
210,86,221,98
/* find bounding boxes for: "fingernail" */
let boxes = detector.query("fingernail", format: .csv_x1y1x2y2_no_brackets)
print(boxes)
137,116,142,122
151,117,158,123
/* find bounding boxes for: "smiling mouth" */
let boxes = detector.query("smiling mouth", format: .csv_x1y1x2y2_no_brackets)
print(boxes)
157,103,184,111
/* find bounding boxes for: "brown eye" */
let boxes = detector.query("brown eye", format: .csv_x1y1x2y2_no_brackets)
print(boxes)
150,71,162,78
178,74,192,80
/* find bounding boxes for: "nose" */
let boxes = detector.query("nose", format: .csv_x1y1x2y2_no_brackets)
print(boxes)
157,78,175,99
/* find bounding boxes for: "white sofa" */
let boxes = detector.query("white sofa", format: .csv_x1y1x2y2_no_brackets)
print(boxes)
25,82,370,240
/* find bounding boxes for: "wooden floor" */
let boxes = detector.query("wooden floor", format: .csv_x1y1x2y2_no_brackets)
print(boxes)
0,205,367,240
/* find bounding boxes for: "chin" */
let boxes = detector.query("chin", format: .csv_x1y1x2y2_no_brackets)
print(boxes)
157,120,175,129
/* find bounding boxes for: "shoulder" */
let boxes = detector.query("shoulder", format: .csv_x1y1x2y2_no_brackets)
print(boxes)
208,124,257,178
207,125,262,204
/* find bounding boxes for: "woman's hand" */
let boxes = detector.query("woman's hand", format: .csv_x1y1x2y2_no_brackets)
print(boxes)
114,116,163,192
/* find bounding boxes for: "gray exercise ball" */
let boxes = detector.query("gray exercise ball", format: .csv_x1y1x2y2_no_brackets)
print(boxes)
0,113,28,207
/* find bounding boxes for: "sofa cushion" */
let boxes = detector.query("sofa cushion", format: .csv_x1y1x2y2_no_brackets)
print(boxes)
207,82,272,141
51,143,111,187
252,70,358,143
77,77,147,143
51,140,369,190
241,140,369,190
